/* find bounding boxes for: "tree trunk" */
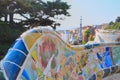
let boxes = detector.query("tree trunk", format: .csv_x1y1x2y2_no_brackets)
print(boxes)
9,13,14,27
4,14,7,22
9,14,13,23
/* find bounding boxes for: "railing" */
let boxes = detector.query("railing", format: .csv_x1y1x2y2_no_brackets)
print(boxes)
0,27,120,80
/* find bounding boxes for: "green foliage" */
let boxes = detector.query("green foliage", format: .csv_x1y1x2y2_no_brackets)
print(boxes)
113,22,120,29
0,43,11,60
85,29,90,36
107,22,120,30
115,16,120,22
109,21,114,25
0,71,6,80
82,41,87,44
107,17,120,30
0,22,23,42
0,22,25,60
89,36,95,41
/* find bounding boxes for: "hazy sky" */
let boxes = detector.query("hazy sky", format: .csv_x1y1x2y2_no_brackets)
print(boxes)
47,0,120,28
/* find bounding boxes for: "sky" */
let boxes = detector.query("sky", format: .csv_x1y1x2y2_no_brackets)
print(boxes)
47,0,120,29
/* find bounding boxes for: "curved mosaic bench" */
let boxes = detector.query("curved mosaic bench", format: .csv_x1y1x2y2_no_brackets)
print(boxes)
0,27,120,80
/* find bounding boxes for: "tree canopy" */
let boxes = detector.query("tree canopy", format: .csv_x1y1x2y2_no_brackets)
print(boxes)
0,0,71,29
